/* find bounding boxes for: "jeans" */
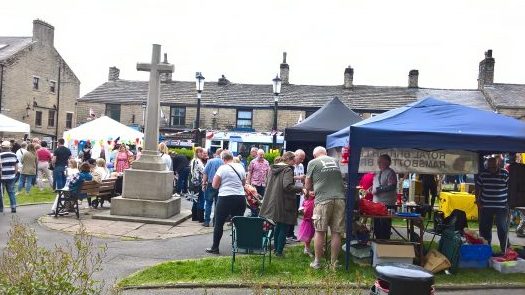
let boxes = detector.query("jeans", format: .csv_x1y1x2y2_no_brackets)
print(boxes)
254,185,265,198
37,161,53,189
176,166,190,194
204,186,219,224
211,195,246,250
18,174,36,193
479,207,509,251
374,218,392,240
1,178,17,210
53,166,66,190
191,189,205,212
274,223,291,255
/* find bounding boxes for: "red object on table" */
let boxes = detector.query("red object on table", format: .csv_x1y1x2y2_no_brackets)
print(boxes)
359,199,388,216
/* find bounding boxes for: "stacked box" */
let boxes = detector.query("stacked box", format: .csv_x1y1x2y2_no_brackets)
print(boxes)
458,244,492,268
491,258,525,273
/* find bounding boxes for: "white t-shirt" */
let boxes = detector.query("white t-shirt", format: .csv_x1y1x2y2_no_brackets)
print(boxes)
215,163,245,196
161,153,172,171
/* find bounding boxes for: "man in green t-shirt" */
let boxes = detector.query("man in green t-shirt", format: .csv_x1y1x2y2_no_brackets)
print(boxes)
305,146,345,270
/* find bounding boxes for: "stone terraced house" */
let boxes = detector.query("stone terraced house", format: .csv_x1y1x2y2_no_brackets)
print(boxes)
0,20,80,143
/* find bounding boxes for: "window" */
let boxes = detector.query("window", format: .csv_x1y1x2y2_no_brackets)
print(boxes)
170,107,186,126
236,109,253,129
105,104,121,122
33,76,39,90
48,110,56,127
305,109,318,118
35,111,42,126
66,112,73,129
49,81,56,93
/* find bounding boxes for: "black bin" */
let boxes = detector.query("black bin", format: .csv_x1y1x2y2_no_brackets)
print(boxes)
374,263,434,295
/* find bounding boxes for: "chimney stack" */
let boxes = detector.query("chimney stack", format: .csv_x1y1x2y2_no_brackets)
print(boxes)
160,53,173,82
280,52,289,84
32,19,54,47
344,66,354,89
108,66,120,81
478,49,495,89
218,74,230,86
408,69,419,88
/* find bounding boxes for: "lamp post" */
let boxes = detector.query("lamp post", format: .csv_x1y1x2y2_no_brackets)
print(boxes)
195,72,205,147
272,74,282,149
141,100,147,132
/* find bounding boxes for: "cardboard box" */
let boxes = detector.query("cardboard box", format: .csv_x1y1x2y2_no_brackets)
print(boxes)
371,242,415,266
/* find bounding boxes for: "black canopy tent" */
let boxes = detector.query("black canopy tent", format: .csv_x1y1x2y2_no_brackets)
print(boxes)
284,97,362,161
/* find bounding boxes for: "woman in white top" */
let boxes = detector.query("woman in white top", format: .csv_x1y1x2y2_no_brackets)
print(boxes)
205,150,246,254
95,158,110,180
158,142,172,171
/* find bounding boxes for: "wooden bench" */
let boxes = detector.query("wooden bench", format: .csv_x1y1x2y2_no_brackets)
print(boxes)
55,180,100,218
90,178,118,209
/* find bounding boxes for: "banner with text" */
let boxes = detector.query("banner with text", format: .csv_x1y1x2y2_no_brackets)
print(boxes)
359,148,478,174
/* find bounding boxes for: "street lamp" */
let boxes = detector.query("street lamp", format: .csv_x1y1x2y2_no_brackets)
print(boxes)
141,100,146,132
272,74,282,149
195,72,205,146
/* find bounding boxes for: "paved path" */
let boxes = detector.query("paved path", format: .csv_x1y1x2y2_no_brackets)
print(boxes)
1,203,525,294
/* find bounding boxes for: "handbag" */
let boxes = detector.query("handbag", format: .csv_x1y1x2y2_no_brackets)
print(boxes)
189,159,202,191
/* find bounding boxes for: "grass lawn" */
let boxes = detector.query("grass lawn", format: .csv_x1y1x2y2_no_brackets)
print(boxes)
13,187,55,205
119,244,525,289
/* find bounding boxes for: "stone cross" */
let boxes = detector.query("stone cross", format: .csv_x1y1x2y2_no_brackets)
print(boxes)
137,44,174,153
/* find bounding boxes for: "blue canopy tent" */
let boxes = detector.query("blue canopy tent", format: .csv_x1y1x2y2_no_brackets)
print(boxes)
339,97,525,270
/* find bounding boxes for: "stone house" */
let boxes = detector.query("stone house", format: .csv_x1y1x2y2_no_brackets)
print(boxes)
0,20,80,142
77,50,524,142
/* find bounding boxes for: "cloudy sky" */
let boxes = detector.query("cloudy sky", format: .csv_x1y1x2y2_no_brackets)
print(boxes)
2,0,524,96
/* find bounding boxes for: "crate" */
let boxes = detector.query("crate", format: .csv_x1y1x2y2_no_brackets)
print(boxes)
458,244,492,269
491,258,525,273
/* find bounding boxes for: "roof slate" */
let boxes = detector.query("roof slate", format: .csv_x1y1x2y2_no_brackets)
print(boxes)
79,79,493,112
0,37,33,61
483,83,525,109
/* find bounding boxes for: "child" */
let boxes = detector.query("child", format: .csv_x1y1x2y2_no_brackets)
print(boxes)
66,159,79,180
68,162,93,199
298,190,315,257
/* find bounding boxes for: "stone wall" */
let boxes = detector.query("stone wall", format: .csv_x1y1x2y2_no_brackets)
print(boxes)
76,101,307,132
1,41,80,139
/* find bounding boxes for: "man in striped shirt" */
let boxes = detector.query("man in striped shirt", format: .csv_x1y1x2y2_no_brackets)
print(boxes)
475,157,509,252
1,140,19,213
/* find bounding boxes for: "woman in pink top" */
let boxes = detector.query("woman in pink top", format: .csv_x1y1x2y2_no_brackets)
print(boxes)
114,145,133,173
36,141,53,189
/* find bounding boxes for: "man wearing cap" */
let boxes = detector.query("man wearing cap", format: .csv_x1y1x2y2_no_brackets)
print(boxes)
0,140,19,213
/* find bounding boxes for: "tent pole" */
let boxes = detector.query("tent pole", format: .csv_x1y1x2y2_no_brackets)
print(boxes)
345,136,361,271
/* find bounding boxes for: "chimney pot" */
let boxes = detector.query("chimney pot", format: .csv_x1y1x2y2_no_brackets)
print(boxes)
344,66,354,89
108,66,120,81
408,69,419,88
280,51,290,85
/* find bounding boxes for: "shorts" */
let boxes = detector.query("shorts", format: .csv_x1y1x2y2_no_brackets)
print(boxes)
312,198,346,234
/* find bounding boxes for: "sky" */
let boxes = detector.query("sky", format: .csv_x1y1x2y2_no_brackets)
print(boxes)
2,0,525,96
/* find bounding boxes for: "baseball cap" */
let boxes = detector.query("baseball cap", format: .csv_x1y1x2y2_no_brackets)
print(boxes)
1,140,11,148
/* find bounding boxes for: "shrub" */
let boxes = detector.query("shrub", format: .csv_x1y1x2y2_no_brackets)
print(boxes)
0,219,109,294
169,147,194,160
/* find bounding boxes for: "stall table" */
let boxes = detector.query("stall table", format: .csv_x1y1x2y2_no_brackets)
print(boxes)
439,191,478,220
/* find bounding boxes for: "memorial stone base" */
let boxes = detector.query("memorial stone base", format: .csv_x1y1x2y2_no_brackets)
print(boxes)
109,168,180,219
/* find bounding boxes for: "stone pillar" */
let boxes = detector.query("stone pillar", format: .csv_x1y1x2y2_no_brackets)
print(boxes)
160,53,173,82
280,52,289,85
33,19,54,47
344,66,354,89
110,44,180,219
408,69,419,88
478,49,495,89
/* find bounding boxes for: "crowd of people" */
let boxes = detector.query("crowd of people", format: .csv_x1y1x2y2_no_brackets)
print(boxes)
2,134,522,269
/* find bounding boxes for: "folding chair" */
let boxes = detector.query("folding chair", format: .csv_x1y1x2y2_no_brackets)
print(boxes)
231,216,273,273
